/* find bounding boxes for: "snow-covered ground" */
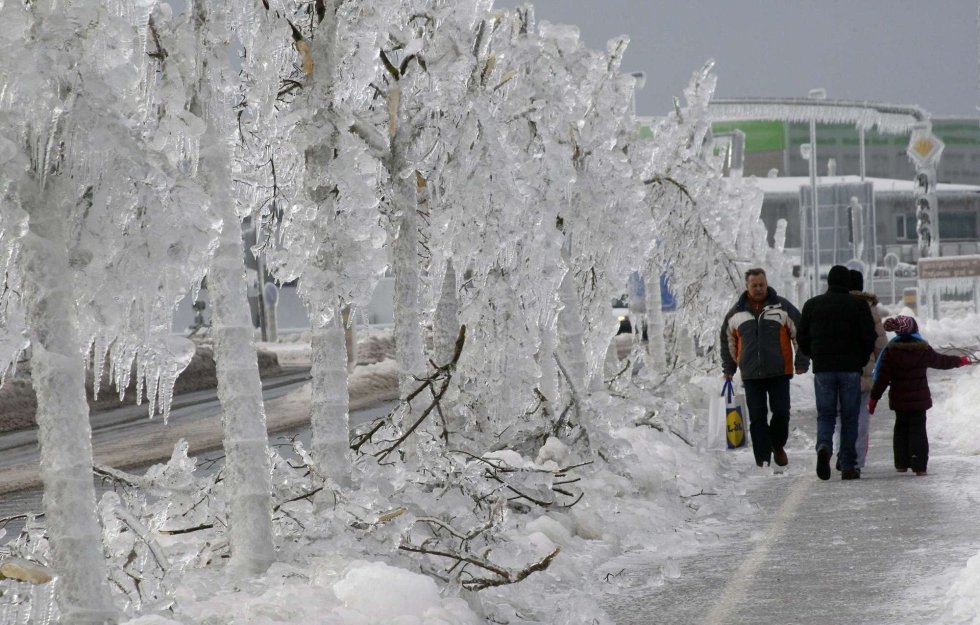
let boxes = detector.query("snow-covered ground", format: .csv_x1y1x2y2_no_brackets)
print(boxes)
2,313,979,624
104,312,979,624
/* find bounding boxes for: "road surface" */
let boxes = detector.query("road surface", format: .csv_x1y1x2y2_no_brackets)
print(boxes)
0,368,396,535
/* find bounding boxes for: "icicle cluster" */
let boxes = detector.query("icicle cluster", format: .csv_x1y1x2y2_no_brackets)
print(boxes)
0,1,220,418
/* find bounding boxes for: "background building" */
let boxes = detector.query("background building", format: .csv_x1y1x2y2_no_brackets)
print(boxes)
710,117,980,269
711,117,980,185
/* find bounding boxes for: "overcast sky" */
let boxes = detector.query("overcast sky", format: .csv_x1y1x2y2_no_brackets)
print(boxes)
495,0,978,118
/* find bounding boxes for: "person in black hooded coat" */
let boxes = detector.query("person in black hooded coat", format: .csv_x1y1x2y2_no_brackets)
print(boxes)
797,265,876,481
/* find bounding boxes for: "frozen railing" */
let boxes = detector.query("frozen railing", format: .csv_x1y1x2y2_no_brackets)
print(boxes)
707,97,928,134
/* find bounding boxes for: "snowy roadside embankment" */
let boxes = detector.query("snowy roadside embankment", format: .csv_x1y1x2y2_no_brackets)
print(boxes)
880,313,980,625
121,413,747,625
106,346,755,625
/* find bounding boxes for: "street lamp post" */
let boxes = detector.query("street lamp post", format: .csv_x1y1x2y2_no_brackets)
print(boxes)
807,88,826,296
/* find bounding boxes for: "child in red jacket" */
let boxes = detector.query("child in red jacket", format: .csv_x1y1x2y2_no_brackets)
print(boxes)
869,315,973,475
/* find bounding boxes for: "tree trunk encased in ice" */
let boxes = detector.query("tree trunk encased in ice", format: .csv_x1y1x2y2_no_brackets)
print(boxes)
207,209,276,573
21,186,118,624
392,188,426,399
557,269,588,394
190,0,275,573
536,314,560,423
645,266,667,371
259,0,386,482
309,310,352,487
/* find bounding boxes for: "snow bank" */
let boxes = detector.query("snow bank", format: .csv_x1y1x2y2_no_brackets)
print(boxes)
122,559,482,625
331,560,481,624
940,551,980,625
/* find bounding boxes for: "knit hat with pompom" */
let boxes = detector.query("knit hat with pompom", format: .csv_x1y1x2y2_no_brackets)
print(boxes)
883,315,918,335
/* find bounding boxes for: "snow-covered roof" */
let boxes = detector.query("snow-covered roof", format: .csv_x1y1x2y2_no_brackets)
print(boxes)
749,175,980,196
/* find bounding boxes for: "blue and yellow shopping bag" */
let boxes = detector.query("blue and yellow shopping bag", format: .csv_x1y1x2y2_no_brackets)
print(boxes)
722,379,747,449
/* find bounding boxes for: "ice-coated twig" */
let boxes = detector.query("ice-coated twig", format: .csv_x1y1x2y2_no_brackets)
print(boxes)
272,486,324,512
374,325,465,460
107,503,171,573
414,516,495,542
634,411,695,447
157,523,215,536
552,352,582,435
94,464,150,490
604,357,631,387
0,513,43,530
398,542,560,591
644,175,693,203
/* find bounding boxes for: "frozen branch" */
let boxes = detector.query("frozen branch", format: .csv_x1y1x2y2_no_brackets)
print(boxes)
157,523,215,536
94,463,150,490
398,541,559,591
272,486,324,512
375,325,466,460
414,516,495,541
107,504,171,573
643,175,693,203
634,411,694,447
552,352,582,435
349,114,390,160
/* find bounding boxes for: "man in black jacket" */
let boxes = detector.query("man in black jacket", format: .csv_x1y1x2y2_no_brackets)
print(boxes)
797,265,876,481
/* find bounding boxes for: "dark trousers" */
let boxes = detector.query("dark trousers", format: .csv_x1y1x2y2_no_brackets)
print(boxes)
814,371,861,470
742,375,791,466
894,410,929,472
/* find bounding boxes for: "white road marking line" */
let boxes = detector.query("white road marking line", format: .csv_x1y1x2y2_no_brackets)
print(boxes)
700,475,809,625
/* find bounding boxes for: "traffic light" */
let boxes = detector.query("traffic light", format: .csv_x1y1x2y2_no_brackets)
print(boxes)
911,169,937,259
906,125,944,259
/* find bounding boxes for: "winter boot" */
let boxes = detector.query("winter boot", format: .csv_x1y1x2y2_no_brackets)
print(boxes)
816,447,831,481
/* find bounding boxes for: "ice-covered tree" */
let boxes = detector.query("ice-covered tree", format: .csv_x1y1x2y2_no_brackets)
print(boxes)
640,62,770,358
535,28,648,393
371,8,437,399
361,5,651,459
251,0,390,486
0,1,220,620
468,15,649,436
350,0,524,402
406,6,563,440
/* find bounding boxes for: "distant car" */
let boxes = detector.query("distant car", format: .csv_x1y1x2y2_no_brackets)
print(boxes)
613,306,632,335
611,295,646,339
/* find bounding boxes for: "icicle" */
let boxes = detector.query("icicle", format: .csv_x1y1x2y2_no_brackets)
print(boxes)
150,335,195,422
433,260,459,367
110,338,138,402
134,349,147,406
90,335,111,401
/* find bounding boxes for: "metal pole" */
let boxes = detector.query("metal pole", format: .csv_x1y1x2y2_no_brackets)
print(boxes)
253,216,269,342
859,127,866,181
849,197,864,266
809,117,820,295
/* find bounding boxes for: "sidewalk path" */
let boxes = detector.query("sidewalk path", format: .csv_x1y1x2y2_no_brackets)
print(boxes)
602,368,980,625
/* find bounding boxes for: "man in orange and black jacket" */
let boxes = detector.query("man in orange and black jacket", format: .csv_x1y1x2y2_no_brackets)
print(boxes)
721,268,810,468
